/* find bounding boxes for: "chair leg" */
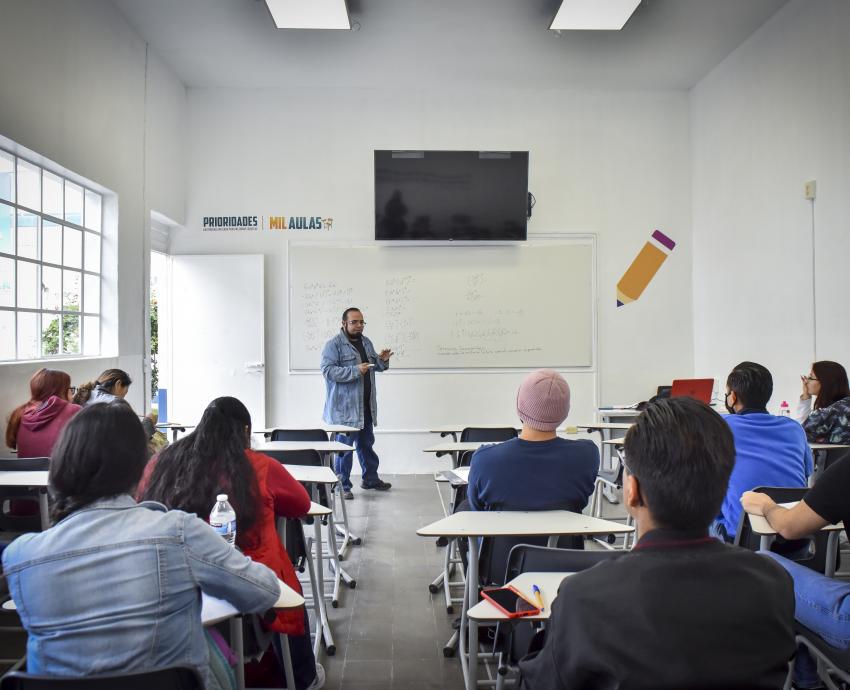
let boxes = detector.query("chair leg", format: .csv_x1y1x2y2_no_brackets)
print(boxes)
279,634,297,690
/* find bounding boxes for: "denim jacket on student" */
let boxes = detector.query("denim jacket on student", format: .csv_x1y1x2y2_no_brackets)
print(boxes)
1,495,279,683
321,330,388,428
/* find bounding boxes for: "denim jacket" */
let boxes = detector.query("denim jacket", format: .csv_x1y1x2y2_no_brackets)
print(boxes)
1,495,279,682
321,330,388,428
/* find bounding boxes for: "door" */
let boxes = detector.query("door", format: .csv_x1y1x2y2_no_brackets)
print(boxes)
170,254,265,429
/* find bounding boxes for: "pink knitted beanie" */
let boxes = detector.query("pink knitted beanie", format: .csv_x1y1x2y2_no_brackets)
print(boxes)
516,369,571,431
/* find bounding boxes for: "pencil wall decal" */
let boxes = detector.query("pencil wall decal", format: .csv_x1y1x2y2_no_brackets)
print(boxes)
616,230,676,307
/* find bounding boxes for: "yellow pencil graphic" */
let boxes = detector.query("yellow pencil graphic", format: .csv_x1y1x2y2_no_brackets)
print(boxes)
616,230,676,306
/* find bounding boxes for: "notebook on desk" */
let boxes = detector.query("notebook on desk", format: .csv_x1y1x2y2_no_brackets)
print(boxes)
670,378,714,404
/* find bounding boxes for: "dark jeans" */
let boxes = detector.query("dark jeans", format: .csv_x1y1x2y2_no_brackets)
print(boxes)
271,610,318,690
334,408,381,490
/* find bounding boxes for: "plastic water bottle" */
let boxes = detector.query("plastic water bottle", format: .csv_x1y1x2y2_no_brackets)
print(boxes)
779,400,791,417
210,494,237,546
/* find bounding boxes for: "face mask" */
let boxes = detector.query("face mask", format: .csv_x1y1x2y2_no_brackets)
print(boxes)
724,393,735,415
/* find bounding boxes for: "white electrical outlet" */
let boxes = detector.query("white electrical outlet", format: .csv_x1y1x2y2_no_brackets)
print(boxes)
804,180,817,200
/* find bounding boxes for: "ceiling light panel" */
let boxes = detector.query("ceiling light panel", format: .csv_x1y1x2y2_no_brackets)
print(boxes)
550,0,641,31
265,0,350,29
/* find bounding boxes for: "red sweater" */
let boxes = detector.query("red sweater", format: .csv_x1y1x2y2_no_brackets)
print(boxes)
16,396,80,458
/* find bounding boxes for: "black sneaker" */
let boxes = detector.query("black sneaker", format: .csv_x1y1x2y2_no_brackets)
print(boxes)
342,490,354,500
361,479,392,491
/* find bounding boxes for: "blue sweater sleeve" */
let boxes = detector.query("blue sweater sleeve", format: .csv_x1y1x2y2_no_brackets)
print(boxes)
467,450,485,511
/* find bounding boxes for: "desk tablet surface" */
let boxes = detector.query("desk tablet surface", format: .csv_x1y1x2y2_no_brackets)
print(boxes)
256,425,358,434
307,501,332,516
255,441,353,453
0,470,49,487
577,422,634,431
282,464,339,484
467,572,571,622
423,441,495,453
434,467,471,483
747,502,845,535
809,443,850,451
416,510,634,538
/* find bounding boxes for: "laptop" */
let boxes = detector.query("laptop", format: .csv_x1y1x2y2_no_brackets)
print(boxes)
669,378,714,404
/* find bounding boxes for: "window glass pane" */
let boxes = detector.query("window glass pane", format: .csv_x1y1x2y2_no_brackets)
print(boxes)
17,311,38,359
0,203,13,254
84,232,100,272
62,313,80,355
64,181,83,225
83,273,100,313
63,226,82,268
41,265,61,311
0,310,13,359
83,315,99,355
43,171,63,218
84,190,102,232
17,210,39,260
17,159,40,210
42,221,61,265
63,269,81,311
41,313,60,356
17,260,38,309
0,257,13,307
0,151,13,203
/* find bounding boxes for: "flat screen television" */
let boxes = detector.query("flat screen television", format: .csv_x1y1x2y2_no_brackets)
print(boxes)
374,150,529,241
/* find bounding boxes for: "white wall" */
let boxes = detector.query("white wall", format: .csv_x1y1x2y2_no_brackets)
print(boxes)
0,0,187,444
691,0,850,409
175,86,693,471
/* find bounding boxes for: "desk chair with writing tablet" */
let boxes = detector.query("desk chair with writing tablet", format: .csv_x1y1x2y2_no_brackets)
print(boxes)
492,545,622,688
269,429,328,443
0,457,50,536
795,621,850,690
735,486,837,575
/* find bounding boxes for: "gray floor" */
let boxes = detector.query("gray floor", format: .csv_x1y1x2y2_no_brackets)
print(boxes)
314,474,466,690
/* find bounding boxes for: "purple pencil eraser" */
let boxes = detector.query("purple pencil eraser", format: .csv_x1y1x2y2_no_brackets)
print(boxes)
651,230,675,251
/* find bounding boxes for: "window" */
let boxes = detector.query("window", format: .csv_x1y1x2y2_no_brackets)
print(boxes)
0,147,103,361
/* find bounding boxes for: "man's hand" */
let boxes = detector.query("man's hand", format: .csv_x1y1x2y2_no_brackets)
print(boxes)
740,491,775,516
379,349,393,362
358,362,372,375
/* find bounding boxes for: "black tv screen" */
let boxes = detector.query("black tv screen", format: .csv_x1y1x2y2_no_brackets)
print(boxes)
375,150,529,241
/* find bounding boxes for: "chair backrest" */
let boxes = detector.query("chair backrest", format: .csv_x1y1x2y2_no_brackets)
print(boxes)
0,457,50,471
269,429,328,442
460,427,518,443
0,666,203,690
734,486,833,573
823,447,850,473
260,449,322,467
0,457,50,533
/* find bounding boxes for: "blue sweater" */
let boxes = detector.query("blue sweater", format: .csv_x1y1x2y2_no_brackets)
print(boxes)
720,412,812,538
467,437,599,512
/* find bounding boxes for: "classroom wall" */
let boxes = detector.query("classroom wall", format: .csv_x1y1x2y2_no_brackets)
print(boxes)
0,0,187,444
691,0,850,409
174,86,693,471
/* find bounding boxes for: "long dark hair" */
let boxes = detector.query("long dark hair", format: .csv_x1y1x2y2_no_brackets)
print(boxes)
6,368,72,449
812,361,850,410
49,402,148,523
141,396,259,543
73,368,132,405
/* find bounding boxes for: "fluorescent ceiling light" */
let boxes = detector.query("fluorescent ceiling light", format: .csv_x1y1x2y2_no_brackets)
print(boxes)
550,0,641,30
264,0,350,29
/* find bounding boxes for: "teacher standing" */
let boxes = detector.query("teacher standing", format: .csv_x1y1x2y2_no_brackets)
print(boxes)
321,307,393,499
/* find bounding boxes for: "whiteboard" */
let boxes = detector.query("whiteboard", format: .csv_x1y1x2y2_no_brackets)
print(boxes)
288,240,594,370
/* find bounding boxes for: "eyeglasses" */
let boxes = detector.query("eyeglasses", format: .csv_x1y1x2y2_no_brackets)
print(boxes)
347,320,366,325
69,386,77,394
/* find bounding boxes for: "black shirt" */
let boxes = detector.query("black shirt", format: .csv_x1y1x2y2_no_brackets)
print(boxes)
348,335,371,416
805,454,850,543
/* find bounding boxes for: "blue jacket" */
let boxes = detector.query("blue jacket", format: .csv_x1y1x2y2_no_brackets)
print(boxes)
2,495,279,683
720,411,812,538
321,330,388,428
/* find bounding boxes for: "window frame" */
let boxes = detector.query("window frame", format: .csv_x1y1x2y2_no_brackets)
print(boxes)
0,147,103,362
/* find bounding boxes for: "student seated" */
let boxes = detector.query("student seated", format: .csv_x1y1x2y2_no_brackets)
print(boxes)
797,360,850,444
518,397,796,689
1,403,280,687
713,361,811,541
139,396,324,690
742,453,850,689
467,369,598,512
72,368,133,407
5,368,80,458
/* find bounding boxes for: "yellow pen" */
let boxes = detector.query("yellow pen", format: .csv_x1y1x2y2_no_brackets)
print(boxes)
532,584,544,611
